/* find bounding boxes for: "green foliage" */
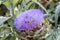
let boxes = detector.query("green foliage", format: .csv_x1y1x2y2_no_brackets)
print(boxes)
3,2,11,6
13,0,18,5
0,17,11,25
46,28,60,40
55,5,60,27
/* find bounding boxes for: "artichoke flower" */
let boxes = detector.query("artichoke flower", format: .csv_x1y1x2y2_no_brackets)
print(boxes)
14,9,46,40
14,9,44,31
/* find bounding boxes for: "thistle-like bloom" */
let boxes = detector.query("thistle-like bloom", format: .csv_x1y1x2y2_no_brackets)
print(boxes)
14,9,44,31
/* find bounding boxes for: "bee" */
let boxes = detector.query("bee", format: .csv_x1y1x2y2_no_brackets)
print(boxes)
0,4,10,17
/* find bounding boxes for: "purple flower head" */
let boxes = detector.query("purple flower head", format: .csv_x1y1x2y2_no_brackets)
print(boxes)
14,9,44,31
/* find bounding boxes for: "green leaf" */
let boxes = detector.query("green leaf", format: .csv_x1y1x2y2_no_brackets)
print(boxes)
22,0,30,4
46,28,60,40
3,2,11,6
26,2,33,9
21,0,30,10
55,5,60,27
27,2,35,9
5,34,16,40
46,32,56,40
13,0,18,5
0,17,11,25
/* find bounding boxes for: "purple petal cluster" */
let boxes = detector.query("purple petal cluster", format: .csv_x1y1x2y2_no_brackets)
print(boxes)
14,9,44,31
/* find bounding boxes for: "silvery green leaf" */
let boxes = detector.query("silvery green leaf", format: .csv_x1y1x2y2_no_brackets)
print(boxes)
55,5,60,14
55,5,60,27
46,28,60,40
0,16,11,25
